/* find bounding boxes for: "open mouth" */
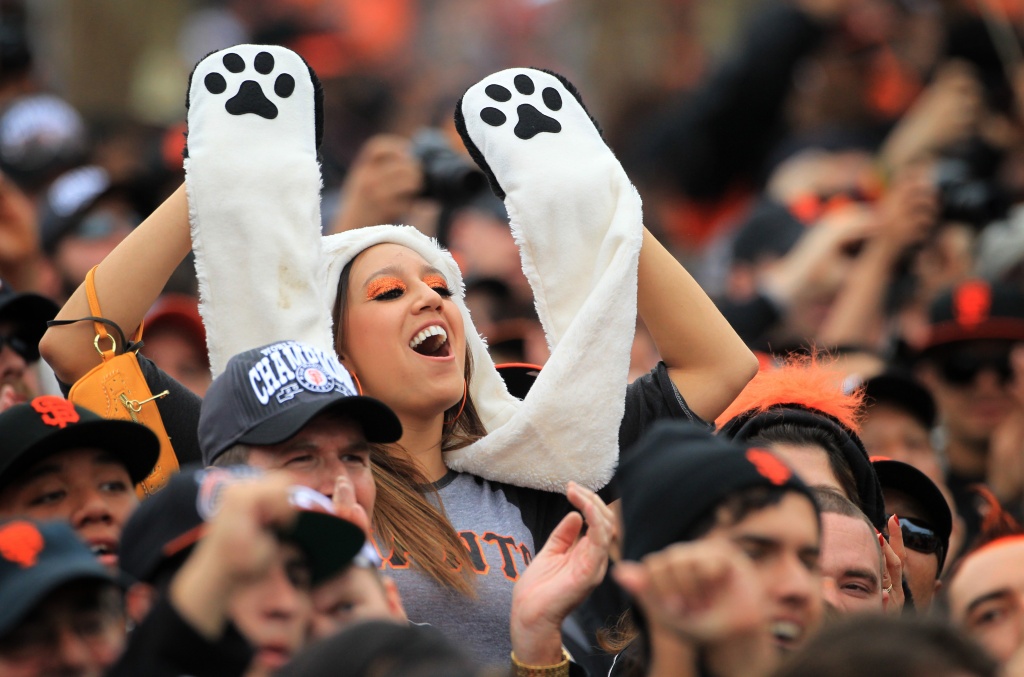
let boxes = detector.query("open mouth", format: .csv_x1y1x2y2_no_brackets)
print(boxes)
770,620,804,650
409,325,450,358
89,542,118,567
256,646,293,670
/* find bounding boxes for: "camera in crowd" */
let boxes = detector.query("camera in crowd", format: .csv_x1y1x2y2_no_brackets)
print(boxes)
411,128,486,205
933,140,1009,229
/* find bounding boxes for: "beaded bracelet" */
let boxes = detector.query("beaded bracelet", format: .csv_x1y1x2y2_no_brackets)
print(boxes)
510,649,571,677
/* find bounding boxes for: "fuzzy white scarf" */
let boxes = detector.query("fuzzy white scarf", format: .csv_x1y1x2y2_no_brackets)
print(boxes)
189,52,643,491
185,45,334,375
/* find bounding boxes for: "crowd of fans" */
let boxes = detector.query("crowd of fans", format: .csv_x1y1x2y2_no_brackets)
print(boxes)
2,0,1024,675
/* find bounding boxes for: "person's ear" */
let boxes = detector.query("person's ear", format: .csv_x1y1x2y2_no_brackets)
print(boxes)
126,582,158,625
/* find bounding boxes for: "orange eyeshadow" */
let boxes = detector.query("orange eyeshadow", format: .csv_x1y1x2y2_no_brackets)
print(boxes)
423,274,449,291
366,276,406,300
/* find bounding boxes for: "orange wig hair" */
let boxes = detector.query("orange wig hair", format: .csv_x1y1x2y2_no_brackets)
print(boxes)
715,353,865,433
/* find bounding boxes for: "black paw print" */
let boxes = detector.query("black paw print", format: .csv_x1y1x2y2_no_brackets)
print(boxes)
480,74,562,140
203,51,295,120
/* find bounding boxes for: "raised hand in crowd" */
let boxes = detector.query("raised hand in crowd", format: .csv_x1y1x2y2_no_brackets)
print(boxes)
614,538,776,677
817,169,938,350
510,482,616,668
331,474,371,537
881,61,984,173
168,472,306,643
328,134,424,234
882,513,906,615
757,202,876,315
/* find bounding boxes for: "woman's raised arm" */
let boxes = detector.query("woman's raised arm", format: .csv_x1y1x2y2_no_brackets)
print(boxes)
637,228,759,422
39,184,191,384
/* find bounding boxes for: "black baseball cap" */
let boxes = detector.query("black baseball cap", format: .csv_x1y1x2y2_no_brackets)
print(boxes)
119,465,365,586
0,278,58,362
620,421,818,562
862,370,937,430
199,340,402,465
0,395,159,490
871,457,952,567
920,279,1024,353
0,518,116,638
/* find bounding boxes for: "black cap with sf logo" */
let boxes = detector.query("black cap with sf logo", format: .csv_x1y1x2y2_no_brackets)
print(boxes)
0,395,159,490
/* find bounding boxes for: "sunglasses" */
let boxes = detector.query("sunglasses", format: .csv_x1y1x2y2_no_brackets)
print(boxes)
894,515,943,558
938,350,1013,387
0,333,31,361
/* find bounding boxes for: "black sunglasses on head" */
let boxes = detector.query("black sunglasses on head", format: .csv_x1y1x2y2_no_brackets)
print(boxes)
938,350,1013,387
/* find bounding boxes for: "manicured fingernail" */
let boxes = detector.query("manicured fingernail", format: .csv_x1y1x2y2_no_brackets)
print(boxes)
878,533,886,547
893,514,900,527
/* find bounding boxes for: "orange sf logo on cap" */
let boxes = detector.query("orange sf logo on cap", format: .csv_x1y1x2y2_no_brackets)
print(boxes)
30,396,79,429
0,521,44,568
954,280,991,329
746,448,792,486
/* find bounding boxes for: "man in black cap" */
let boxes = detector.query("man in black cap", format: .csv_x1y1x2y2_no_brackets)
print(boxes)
871,457,953,611
859,370,941,481
0,518,126,676
913,279,1024,540
0,278,58,411
0,395,158,571
611,422,823,675
199,339,402,522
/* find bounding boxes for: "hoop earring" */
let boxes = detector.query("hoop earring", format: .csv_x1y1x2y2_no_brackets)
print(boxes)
445,380,468,426
350,371,363,395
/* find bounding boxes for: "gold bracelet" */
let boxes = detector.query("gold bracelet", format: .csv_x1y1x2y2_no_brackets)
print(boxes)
510,648,571,677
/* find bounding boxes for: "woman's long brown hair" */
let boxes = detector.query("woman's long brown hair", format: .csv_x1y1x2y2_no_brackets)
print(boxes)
333,256,486,595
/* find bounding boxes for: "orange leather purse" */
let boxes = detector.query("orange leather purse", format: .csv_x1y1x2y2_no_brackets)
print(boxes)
48,266,179,497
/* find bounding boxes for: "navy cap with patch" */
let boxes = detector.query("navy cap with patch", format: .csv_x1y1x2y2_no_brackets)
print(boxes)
0,519,116,638
199,340,402,465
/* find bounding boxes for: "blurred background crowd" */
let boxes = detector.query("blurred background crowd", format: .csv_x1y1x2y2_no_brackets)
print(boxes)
6,0,1024,673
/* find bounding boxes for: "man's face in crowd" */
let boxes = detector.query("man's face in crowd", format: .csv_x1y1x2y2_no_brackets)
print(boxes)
230,542,313,677
917,341,1017,452
770,443,848,499
0,449,138,570
711,492,823,654
883,489,942,610
310,565,405,640
820,512,884,615
859,405,942,482
948,538,1024,664
0,581,125,677
246,413,375,515
0,319,38,408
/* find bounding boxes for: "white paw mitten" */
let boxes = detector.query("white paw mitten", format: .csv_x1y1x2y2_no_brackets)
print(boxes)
185,45,333,376
449,68,644,491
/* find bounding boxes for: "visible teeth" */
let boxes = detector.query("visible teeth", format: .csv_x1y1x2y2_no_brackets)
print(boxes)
771,621,801,641
409,325,447,349
90,544,111,555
